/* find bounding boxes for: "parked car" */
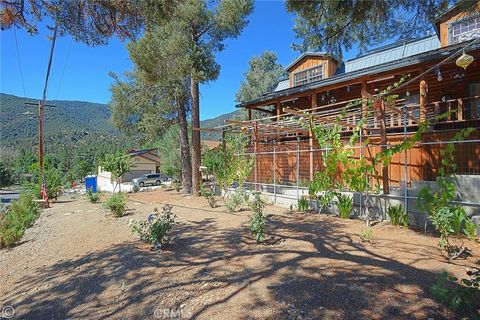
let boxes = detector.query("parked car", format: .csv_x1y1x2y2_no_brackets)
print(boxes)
132,173,165,187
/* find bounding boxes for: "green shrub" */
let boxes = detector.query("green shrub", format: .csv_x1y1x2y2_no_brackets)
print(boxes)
387,204,408,227
86,189,100,203
24,164,64,200
225,190,244,212
248,192,267,242
297,196,309,212
104,193,127,217
318,190,336,213
0,193,39,248
336,193,353,219
173,181,181,192
130,204,176,248
360,227,373,242
431,270,480,315
200,186,218,208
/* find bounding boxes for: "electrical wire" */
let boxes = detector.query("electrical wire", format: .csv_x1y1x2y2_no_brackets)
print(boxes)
55,39,73,100
13,25,27,98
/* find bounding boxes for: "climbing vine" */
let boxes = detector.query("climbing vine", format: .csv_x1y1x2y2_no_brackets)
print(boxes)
417,128,478,259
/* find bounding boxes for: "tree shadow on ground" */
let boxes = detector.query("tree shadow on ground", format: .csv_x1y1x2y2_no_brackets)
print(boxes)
3,211,476,319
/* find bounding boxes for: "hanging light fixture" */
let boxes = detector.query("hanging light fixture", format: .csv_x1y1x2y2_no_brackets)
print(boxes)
436,66,442,81
321,94,325,102
456,50,474,70
347,85,351,92
406,90,411,97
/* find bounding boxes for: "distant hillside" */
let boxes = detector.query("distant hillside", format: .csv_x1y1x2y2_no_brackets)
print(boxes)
0,93,244,148
0,93,115,148
200,109,245,140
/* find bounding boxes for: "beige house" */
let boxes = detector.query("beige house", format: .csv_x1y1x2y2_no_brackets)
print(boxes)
98,148,162,185
122,148,162,182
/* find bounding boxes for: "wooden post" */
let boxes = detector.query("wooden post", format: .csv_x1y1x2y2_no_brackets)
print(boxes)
361,81,368,122
419,80,427,122
379,99,390,194
457,98,463,121
309,93,317,182
247,108,252,121
434,102,440,123
275,101,282,122
253,122,258,190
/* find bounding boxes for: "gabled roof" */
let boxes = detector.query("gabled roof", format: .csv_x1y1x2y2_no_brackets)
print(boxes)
237,40,480,108
274,36,439,93
202,140,221,150
127,148,161,163
285,52,339,71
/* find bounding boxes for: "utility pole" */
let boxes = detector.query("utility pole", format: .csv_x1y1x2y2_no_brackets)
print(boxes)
25,25,58,176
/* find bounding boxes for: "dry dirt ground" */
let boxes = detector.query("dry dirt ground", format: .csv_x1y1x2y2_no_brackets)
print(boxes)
1,188,479,320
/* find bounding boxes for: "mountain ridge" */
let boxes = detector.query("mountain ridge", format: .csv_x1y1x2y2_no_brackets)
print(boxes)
0,93,242,148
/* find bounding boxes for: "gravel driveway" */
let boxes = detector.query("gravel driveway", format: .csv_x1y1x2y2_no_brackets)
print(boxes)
1,189,478,319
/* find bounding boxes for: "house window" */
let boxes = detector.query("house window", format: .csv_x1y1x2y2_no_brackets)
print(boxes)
450,15,480,44
293,65,324,86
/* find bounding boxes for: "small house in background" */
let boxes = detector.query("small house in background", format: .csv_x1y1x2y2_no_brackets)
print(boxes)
202,139,221,151
123,148,162,182
97,148,162,189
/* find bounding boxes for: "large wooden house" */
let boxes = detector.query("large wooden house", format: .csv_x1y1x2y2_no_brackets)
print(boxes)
237,4,480,193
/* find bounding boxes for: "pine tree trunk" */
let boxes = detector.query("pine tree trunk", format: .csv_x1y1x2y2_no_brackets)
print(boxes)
177,98,192,194
190,78,201,195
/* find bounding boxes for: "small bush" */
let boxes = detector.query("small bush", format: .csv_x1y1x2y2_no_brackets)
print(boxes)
86,189,100,203
248,191,267,242
173,181,181,192
0,193,39,248
130,204,176,248
104,193,127,217
297,196,309,212
387,204,408,227
200,186,218,208
225,190,244,212
318,190,336,213
336,194,353,219
431,270,480,316
360,228,373,242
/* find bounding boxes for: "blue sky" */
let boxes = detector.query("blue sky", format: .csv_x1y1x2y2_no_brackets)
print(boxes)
1,1,360,120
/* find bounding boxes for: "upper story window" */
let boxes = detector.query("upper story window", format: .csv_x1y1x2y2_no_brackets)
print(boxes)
450,15,480,44
293,65,323,86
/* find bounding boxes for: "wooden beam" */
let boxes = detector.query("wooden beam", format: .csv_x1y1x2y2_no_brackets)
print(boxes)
384,101,418,123
284,107,356,129
224,119,305,135
251,106,275,114
193,127,222,132
247,109,252,121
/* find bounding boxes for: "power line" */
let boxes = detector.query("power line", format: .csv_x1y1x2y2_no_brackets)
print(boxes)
13,25,27,98
55,39,73,100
